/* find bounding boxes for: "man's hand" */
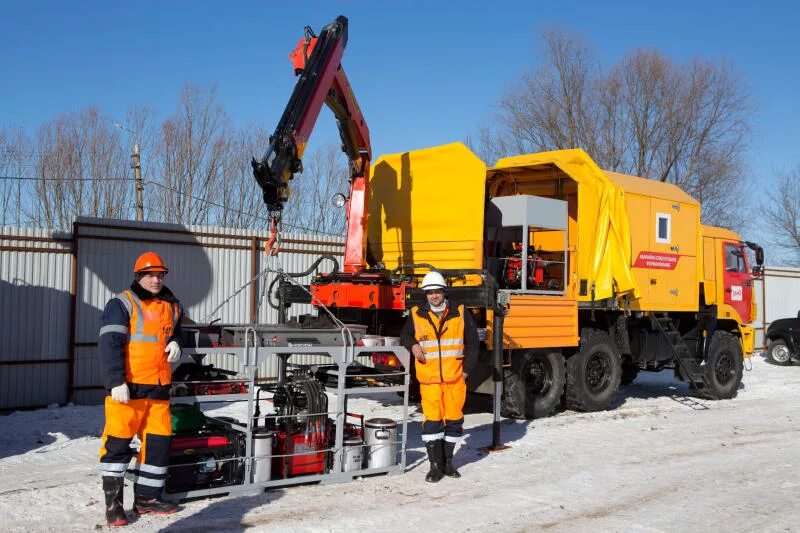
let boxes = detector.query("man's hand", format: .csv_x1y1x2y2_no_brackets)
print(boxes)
165,340,181,363
111,383,130,404
412,344,426,363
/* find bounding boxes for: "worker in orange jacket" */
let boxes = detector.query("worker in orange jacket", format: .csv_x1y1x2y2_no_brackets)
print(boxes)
401,271,479,483
98,252,183,526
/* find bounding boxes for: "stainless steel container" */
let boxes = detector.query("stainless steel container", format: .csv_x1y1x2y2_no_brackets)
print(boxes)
364,418,397,469
252,428,273,483
342,436,364,472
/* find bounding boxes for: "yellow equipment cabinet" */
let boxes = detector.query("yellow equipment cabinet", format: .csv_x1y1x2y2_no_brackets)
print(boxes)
367,143,486,272
605,171,700,312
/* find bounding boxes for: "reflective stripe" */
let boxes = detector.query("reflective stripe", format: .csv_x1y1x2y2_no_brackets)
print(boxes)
101,470,126,478
100,325,129,336
138,463,168,475
134,476,165,488
420,349,463,358
444,435,461,443
421,432,445,442
126,291,145,336
114,293,133,317
100,462,129,473
130,333,159,343
418,339,463,348
437,338,463,346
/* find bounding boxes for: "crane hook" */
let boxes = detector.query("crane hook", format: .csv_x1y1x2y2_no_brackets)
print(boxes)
265,215,280,257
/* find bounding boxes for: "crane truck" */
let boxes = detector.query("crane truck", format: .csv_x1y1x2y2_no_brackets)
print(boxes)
255,16,764,420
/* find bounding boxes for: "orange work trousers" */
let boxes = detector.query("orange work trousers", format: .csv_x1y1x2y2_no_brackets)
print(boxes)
420,379,466,442
99,397,172,498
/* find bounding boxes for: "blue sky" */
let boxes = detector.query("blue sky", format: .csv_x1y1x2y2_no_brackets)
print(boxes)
2,1,799,189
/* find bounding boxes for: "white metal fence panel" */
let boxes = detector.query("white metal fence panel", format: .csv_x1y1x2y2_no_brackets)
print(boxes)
1,227,73,409
753,266,800,349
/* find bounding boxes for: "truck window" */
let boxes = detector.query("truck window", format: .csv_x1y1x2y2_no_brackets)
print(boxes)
724,244,747,273
656,213,671,243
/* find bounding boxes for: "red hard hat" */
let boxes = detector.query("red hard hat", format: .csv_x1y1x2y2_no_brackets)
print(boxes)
134,252,168,273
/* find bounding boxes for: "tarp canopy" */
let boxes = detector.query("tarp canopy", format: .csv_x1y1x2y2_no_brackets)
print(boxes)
490,149,640,301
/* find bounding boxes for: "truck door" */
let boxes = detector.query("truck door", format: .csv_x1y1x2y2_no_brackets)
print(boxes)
723,241,752,323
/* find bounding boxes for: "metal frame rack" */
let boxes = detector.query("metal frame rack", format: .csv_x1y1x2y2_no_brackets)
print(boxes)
150,325,410,501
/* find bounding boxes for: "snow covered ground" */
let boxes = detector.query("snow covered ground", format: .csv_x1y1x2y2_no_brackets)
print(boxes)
2,352,799,532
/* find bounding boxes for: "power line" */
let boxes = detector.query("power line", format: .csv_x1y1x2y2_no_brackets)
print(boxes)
0,175,131,182
147,180,344,236
0,175,344,237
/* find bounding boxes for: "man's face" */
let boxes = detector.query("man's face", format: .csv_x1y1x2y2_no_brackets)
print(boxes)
138,271,165,295
425,289,445,307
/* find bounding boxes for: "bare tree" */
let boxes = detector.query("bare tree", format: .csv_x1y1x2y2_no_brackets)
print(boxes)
280,143,348,235
151,84,229,225
481,30,751,229
216,124,272,229
0,126,31,226
29,108,131,229
763,168,800,265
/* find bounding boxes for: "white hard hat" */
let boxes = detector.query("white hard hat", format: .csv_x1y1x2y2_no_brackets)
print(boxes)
420,271,447,291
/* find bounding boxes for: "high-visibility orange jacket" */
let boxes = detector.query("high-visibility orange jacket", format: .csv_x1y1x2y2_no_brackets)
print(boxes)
402,303,479,384
99,283,182,399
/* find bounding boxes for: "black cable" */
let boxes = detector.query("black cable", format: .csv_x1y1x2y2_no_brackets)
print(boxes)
253,387,262,429
391,263,437,275
266,254,340,310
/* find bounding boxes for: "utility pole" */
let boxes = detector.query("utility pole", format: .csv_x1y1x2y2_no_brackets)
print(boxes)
131,142,144,221
115,122,144,221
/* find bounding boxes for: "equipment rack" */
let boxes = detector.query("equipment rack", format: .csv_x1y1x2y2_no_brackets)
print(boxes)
148,325,410,501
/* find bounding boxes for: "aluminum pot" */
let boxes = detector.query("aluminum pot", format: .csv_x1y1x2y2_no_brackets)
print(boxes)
342,437,364,472
364,418,397,469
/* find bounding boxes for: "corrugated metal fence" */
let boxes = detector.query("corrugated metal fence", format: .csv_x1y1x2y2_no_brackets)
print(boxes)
1,217,343,410
753,266,800,349
4,219,798,410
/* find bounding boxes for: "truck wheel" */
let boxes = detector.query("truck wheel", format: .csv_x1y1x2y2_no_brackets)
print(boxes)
767,338,793,365
701,331,744,399
565,329,621,412
620,364,639,385
502,350,565,419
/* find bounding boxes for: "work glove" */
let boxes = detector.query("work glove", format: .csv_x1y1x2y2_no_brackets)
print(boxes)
165,340,182,363
111,383,130,404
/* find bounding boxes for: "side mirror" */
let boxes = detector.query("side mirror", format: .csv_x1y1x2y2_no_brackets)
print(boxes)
751,265,764,278
744,241,764,266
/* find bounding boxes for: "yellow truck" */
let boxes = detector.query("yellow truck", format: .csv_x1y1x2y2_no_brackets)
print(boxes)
366,143,762,418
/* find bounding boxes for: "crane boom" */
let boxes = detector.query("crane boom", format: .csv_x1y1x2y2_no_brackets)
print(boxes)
252,15,371,272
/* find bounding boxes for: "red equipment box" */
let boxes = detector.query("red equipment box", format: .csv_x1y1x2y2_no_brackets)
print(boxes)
272,429,326,478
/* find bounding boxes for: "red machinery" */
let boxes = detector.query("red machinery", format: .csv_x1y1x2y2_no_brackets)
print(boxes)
251,15,409,313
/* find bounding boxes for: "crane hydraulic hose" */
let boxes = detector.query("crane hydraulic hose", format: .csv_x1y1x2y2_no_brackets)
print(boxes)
267,254,340,310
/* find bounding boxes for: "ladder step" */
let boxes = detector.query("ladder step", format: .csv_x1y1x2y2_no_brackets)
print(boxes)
670,394,710,410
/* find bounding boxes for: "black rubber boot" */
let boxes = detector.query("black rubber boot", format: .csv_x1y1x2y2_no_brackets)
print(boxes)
424,441,445,483
443,441,461,478
103,476,128,527
133,494,179,515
